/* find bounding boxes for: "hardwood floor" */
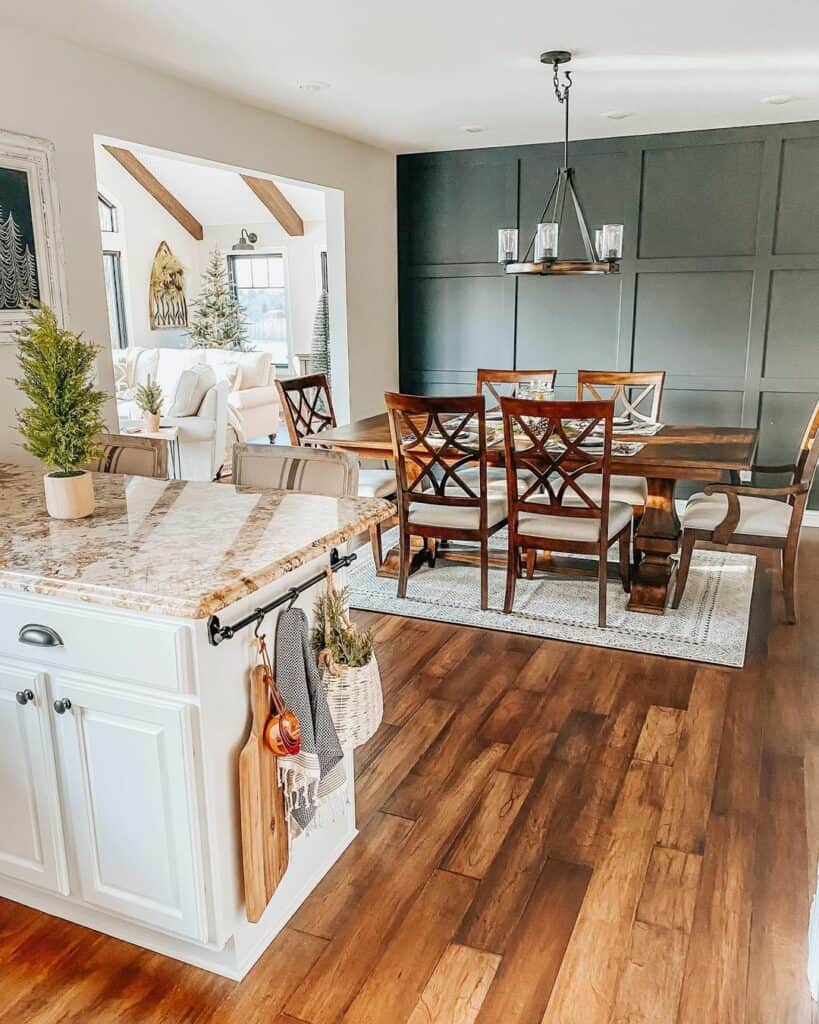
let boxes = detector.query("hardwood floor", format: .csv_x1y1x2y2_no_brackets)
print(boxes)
1,535,818,1023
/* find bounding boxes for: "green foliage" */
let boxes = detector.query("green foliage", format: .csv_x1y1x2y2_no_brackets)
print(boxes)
312,584,374,668
15,306,106,475
188,249,249,350
135,375,163,415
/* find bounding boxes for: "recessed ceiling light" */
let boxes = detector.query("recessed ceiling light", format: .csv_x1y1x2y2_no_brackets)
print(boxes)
600,110,632,120
298,81,330,92
461,125,487,134
761,94,796,105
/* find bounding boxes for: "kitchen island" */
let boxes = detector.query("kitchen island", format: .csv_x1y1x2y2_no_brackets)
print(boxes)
0,464,394,979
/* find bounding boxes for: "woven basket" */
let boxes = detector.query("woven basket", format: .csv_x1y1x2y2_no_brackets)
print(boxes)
317,571,383,748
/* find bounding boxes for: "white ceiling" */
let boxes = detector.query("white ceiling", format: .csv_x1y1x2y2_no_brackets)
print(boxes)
18,0,819,152
131,153,326,226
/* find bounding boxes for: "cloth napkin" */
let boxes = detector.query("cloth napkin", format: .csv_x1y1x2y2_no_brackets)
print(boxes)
275,607,345,833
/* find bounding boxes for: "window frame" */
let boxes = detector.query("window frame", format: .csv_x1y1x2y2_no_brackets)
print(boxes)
102,250,128,350
97,190,131,351
226,248,292,370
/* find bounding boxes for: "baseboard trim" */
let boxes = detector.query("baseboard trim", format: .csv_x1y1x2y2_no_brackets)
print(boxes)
674,500,819,528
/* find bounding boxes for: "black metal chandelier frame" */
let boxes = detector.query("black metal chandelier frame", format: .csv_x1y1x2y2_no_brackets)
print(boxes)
505,50,621,277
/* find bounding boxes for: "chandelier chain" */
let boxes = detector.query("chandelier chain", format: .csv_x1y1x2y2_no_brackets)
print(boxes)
553,63,573,104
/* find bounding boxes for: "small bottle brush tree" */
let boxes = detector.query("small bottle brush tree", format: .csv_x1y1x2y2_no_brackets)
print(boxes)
135,375,163,415
15,305,106,477
188,250,249,350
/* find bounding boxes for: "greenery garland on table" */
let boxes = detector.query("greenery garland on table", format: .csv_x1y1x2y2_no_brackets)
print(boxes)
14,305,106,476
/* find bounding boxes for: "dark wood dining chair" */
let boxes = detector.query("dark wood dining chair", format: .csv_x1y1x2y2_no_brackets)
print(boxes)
87,432,168,479
385,392,507,610
500,397,632,627
673,397,819,624
276,373,396,568
575,370,667,526
476,368,558,409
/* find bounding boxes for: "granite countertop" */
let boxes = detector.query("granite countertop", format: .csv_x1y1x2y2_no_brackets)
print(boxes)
0,464,394,618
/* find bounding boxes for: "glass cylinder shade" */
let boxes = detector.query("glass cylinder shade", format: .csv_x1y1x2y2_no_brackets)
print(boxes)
601,224,624,260
497,228,518,264
594,228,604,260
535,222,559,262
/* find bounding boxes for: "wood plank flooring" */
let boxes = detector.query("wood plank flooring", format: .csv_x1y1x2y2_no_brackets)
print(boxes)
1,535,818,1023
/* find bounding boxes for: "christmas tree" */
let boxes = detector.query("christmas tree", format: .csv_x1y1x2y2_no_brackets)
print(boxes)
0,207,39,310
188,249,248,350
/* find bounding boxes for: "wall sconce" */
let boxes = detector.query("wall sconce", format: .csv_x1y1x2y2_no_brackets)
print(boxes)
232,229,258,251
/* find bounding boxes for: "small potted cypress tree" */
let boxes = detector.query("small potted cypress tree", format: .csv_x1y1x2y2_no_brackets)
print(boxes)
15,306,107,520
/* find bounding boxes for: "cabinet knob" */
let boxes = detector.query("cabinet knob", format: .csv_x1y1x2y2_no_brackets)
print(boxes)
53,698,72,715
15,689,35,706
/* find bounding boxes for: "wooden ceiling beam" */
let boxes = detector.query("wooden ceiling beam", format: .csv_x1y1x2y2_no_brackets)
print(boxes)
241,175,304,236
102,145,204,240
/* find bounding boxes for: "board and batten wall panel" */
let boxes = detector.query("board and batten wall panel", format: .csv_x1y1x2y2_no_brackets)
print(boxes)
398,121,819,507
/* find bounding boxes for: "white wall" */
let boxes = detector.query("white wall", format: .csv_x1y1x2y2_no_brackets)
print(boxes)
199,220,327,365
0,21,397,463
96,144,199,350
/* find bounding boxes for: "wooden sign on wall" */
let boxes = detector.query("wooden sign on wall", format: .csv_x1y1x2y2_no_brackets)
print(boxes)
149,240,187,329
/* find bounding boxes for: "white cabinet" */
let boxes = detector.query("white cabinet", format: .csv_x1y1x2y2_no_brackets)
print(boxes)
0,663,68,894
49,675,205,941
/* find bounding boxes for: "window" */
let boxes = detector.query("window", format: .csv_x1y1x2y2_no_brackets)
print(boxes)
227,252,289,367
97,192,128,350
102,252,128,349
98,193,118,233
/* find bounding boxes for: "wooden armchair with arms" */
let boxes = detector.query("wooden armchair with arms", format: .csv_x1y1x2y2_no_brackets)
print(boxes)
673,397,819,623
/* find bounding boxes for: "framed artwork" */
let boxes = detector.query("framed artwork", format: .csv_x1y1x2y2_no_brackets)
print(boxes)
0,128,67,343
149,240,187,329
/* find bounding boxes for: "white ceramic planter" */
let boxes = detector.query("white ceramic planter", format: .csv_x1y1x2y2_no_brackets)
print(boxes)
143,412,161,434
43,470,95,520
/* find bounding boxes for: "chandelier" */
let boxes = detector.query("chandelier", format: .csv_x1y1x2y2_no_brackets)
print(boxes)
498,51,624,276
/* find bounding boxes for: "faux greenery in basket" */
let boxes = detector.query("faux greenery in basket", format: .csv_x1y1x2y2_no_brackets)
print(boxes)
311,583,374,668
15,305,106,518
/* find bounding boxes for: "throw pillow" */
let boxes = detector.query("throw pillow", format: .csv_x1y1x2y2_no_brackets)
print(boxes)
211,361,242,392
167,364,217,417
237,351,271,389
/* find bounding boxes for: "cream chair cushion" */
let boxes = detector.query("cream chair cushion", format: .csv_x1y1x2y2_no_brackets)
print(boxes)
577,473,648,507
517,494,633,542
357,468,396,499
460,466,536,490
408,491,507,531
233,443,359,498
682,492,792,538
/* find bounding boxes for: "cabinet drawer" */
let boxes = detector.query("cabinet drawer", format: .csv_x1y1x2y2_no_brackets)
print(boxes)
0,596,193,693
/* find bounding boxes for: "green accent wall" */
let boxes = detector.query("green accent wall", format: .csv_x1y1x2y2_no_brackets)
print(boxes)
397,121,819,506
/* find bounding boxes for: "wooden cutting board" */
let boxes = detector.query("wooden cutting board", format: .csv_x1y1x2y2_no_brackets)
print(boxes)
239,664,289,923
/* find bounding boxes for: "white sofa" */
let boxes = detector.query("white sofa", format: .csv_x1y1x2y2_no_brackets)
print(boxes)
114,347,282,480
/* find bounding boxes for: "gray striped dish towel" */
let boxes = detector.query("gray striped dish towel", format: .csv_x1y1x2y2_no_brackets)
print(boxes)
275,607,345,833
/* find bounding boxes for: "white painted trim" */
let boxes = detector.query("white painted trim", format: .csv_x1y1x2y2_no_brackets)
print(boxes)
0,128,68,342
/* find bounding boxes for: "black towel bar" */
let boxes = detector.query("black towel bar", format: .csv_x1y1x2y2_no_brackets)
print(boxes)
206,548,357,646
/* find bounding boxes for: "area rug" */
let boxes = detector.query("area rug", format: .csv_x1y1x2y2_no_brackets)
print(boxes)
347,530,755,667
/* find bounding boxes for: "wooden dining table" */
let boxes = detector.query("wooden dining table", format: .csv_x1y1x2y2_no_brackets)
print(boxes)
305,414,758,616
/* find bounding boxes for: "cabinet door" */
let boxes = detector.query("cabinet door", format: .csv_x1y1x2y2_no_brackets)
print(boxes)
50,676,205,940
0,664,68,893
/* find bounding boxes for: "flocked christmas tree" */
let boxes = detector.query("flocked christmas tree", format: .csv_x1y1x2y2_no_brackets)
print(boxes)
0,206,39,310
187,249,248,350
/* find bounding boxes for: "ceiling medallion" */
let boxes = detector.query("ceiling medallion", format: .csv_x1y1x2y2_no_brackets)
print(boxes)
497,50,624,276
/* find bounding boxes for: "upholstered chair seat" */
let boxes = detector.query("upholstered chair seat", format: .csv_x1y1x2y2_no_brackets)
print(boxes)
518,495,633,542
682,492,792,538
576,473,649,508
408,491,507,531
357,468,398,499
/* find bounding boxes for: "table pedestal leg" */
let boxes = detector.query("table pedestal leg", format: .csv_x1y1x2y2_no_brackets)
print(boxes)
627,477,680,615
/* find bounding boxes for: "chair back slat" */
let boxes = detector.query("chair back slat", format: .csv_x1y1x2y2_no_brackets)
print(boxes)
577,370,665,423
233,442,359,497
276,373,337,445
477,368,557,411
501,398,614,532
385,392,487,512
789,397,819,529
87,432,168,479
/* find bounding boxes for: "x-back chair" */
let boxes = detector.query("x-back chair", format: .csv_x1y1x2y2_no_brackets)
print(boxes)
673,397,819,624
385,392,507,610
276,373,396,567
501,397,632,627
